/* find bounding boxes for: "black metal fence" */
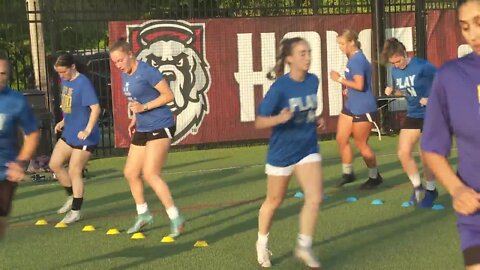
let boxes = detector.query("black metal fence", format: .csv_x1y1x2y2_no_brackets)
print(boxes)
0,0,458,156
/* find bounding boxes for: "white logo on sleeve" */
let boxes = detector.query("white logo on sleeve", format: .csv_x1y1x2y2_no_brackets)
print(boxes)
0,114,6,131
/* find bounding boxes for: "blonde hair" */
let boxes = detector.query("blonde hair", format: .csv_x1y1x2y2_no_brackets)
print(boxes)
267,37,306,80
339,29,361,50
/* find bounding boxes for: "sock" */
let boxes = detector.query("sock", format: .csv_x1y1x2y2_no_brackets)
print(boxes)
426,180,436,191
297,234,313,248
257,232,269,246
368,167,378,179
408,174,422,188
136,203,148,215
71,197,83,211
342,163,353,175
166,206,179,220
64,186,73,196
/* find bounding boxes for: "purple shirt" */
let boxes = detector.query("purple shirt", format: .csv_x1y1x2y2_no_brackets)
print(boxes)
421,52,480,225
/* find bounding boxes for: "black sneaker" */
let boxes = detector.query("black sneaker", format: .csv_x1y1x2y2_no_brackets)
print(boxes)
337,173,356,187
359,174,383,190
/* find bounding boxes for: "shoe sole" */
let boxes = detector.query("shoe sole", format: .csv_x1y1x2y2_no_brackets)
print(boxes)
127,218,154,234
359,181,383,190
294,249,321,269
171,221,185,237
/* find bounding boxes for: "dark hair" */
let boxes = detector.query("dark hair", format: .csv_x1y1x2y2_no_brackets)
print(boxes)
267,37,307,80
339,29,361,50
109,37,133,54
381,38,407,64
54,53,88,74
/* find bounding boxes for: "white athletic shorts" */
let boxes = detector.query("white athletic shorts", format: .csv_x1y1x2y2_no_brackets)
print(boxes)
265,153,322,176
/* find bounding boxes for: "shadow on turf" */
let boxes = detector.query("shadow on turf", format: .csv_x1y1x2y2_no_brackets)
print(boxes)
272,193,452,268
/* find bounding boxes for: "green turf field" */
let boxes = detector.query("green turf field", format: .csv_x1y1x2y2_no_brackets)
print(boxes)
1,136,462,270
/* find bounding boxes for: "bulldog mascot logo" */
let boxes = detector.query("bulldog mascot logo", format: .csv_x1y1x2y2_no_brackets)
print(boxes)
127,20,211,144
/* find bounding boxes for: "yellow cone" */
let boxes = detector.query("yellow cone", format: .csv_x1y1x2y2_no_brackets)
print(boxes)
106,228,120,235
194,240,209,247
131,232,145,240
82,225,96,232
55,222,68,228
35,219,48,226
161,235,175,243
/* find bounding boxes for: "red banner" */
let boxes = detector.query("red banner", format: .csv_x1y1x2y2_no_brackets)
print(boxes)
109,11,464,147
427,9,471,66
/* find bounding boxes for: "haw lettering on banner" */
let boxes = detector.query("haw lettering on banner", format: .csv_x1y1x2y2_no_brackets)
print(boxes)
109,15,423,147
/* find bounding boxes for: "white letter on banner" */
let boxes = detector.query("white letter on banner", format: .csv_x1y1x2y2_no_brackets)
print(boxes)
234,33,275,122
283,31,323,115
359,29,372,62
326,30,344,116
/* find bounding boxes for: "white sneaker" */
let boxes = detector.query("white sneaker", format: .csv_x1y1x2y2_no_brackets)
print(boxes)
57,196,73,214
294,246,321,269
61,210,81,224
256,242,272,268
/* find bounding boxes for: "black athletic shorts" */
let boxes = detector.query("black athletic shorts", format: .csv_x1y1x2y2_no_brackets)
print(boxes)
132,126,176,146
401,117,424,131
341,108,378,123
464,245,480,266
61,137,96,153
0,180,18,217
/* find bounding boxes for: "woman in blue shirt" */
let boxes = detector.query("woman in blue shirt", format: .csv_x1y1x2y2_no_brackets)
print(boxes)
330,29,382,189
382,38,438,207
49,54,101,224
110,39,185,237
255,37,324,269
0,54,39,240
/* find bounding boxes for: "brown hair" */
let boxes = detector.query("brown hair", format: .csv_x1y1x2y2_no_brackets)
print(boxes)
109,38,133,54
0,51,10,75
381,38,407,64
267,37,306,80
339,29,361,50
54,53,88,74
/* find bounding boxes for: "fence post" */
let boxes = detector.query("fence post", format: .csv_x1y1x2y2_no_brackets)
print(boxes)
415,0,427,58
372,0,387,133
26,0,47,92
372,0,386,94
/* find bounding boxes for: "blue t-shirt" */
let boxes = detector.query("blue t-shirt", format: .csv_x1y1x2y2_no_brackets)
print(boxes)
0,87,38,180
391,58,436,118
258,73,319,167
421,52,480,226
122,61,174,132
344,51,377,115
61,74,100,146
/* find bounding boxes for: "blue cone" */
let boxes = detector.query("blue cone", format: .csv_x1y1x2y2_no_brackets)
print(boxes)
371,199,384,205
432,204,445,210
401,201,413,208
345,196,358,203
293,191,304,198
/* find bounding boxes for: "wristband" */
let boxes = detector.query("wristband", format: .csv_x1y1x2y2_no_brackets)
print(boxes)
143,103,149,111
16,160,29,171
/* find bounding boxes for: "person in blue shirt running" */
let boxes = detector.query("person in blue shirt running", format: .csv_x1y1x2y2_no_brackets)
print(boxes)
109,39,185,237
381,38,438,207
422,0,480,267
330,29,382,189
0,53,39,240
48,54,101,224
255,37,325,269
